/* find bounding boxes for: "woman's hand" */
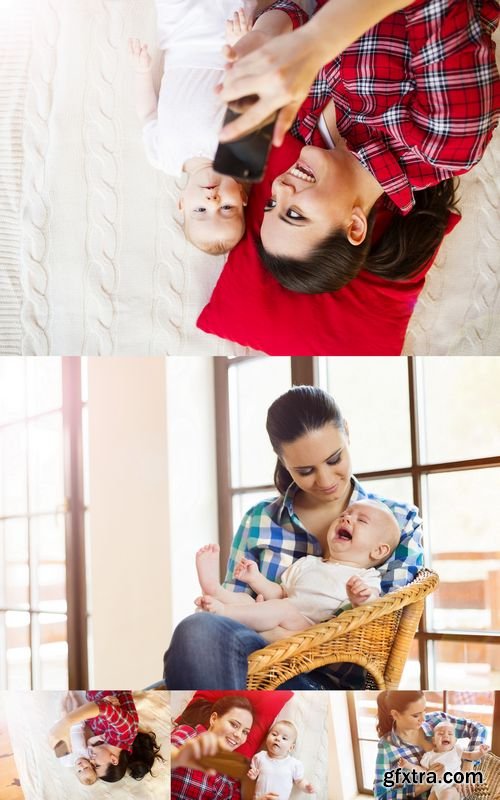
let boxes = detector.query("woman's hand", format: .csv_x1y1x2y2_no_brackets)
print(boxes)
219,25,327,147
172,732,221,774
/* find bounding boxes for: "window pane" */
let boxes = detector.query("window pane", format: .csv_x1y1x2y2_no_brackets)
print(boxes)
360,739,378,791
1,519,30,610
0,425,27,516
425,468,500,633
5,610,31,689
318,357,411,472
229,358,291,488
28,412,65,513
0,359,26,424
359,476,414,508
430,641,500,689
26,357,62,416
418,357,500,463
400,638,421,688
30,515,67,613
445,691,493,734
37,613,68,689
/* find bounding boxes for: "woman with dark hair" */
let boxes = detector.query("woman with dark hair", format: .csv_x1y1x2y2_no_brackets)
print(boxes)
220,0,499,292
374,691,488,800
171,695,254,800
49,691,163,784
164,385,423,689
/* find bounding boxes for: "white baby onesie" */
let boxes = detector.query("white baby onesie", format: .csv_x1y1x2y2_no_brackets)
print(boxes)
251,750,305,800
420,745,464,799
280,556,381,625
58,723,90,768
143,0,243,176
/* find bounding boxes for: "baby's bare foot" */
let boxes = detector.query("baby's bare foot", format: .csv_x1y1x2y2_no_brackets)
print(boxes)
201,595,225,615
196,544,222,596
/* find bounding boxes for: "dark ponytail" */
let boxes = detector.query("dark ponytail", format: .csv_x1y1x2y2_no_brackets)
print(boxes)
100,732,164,783
376,691,425,738
366,180,459,280
266,386,345,495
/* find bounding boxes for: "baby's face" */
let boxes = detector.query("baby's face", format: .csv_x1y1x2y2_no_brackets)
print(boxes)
266,723,296,759
433,724,457,752
75,756,97,785
180,164,246,254
326,500,397,567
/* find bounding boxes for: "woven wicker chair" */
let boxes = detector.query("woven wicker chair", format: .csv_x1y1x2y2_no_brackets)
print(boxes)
246,567,439,690
463,752,500,799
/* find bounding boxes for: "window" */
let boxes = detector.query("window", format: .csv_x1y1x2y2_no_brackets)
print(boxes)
0,358,88,689
215,356,500,688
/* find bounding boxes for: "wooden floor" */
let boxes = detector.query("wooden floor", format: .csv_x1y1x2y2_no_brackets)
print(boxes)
0,712,24,800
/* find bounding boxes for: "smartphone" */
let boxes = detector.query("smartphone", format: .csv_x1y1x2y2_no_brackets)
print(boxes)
54,739,70,758
214,99,277,183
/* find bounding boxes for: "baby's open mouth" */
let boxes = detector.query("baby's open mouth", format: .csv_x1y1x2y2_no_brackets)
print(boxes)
336,527,352,541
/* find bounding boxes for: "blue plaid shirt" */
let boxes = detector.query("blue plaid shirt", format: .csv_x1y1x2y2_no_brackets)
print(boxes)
375,711,488,800
224,477,423,610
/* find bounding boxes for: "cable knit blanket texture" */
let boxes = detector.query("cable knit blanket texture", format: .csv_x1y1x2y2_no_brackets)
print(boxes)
2,690,170,799
0,0,499,355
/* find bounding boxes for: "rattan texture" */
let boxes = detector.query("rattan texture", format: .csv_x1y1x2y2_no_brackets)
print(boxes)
246,568,439,690
464,751,500,799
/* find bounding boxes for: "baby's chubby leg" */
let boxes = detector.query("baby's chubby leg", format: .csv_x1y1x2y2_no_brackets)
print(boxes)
201,596,310,633
196,545,255,605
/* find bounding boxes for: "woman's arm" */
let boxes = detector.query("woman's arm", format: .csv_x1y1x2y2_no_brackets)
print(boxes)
48,702,101,750
220,0,416,144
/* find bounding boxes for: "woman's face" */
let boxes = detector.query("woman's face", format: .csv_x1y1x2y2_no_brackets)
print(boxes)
279,423,352,504
260,146,367,258
391,698,427,731
87,742,119,777
208,707,253,751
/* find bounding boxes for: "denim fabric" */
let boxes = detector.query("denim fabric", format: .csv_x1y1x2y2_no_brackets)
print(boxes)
163,613,366,690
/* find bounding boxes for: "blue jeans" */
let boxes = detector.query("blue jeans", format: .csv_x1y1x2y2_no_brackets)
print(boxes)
163,614,363,690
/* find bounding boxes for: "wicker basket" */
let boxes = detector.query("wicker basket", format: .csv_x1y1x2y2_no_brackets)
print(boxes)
463,752,500,799
247,567,439,690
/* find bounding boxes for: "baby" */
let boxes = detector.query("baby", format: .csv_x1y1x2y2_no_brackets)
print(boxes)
59,722,97,786
196,499,401,642
128,2,299,255
399,722,490,800
248,720,315,800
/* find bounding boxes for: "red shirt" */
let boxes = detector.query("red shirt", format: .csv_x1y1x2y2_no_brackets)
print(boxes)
171,725,241,800
285,0,500,213
85,690,138,753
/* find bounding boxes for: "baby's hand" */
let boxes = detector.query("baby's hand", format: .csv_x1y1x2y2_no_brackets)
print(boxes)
346,576,376,607
304,783,316,794
234,557,259,583
479,744,490,755
225,8,253,47
248,766,259,780
128,38,152,73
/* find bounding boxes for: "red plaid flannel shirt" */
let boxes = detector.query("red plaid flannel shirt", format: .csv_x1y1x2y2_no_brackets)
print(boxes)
280,0,500,213
171,725,241,800
85,691,138,753
258,1,308,29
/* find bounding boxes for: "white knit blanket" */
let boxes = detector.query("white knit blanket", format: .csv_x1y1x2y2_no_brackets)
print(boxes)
0,0,498,354
3,691,170,799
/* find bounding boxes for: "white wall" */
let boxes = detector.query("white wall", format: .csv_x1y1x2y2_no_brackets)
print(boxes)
329,693,359,800
165,357,218,626
86,356,218,687
87,357,171,687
